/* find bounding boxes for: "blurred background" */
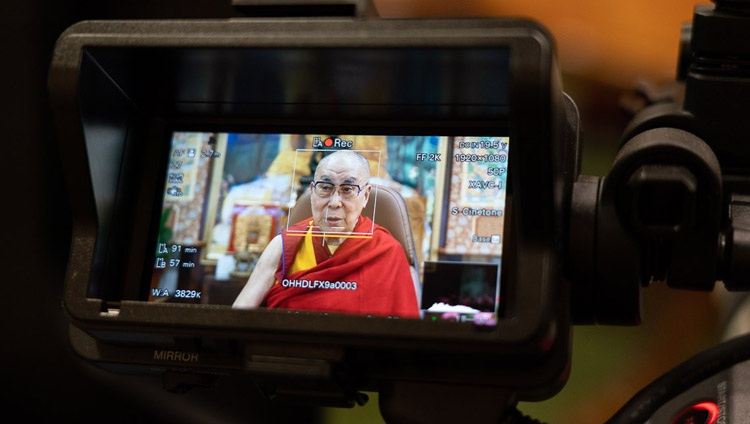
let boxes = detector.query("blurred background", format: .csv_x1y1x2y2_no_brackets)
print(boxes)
3,0,729,422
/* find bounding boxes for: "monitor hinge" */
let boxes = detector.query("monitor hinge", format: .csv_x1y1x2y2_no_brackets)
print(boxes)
246,354,369,408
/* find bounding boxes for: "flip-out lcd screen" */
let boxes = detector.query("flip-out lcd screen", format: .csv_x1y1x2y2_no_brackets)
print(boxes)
52,18,574,400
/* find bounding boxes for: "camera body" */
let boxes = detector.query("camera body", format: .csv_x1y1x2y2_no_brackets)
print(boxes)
49,15,578,408
50,1,750,421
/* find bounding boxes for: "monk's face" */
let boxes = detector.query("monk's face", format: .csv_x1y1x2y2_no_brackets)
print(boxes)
310,153,371,236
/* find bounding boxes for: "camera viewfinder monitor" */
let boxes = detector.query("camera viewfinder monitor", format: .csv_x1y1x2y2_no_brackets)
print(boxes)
50,17,575,402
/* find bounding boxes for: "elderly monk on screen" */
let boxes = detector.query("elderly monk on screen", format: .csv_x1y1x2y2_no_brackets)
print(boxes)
232,149,420,318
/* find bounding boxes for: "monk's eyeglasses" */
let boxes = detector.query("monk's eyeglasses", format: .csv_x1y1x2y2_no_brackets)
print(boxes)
312,181,363,199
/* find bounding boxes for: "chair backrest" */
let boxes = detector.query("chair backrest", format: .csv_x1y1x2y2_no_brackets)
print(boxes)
288,184,418,267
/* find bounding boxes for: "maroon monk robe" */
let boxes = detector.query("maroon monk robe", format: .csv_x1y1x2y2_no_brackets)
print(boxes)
263,216,420,318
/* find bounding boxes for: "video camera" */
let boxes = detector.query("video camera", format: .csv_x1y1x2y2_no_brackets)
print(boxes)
47,0,750,422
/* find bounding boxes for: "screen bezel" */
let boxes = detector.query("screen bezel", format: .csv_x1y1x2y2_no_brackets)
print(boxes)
52,18,565,359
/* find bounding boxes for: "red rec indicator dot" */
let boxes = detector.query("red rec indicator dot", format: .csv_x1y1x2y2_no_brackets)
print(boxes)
671,401,720,424
324,137,334,147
